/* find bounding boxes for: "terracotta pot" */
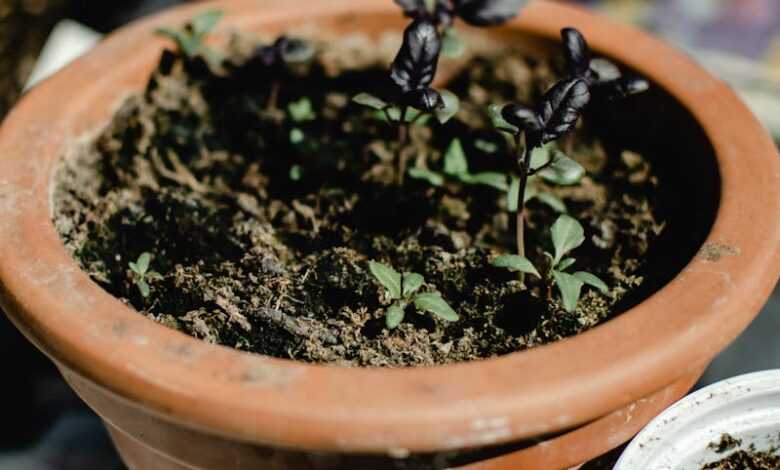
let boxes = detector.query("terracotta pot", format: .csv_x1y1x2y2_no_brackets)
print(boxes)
0,1,778,469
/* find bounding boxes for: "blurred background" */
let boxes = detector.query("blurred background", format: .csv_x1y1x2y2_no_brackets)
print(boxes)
0,0,777,468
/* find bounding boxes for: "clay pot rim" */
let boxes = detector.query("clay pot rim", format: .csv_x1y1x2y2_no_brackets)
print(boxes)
1,0,778,455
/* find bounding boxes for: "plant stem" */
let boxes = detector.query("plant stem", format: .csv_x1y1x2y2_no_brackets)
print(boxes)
267,81,280,112
396,105,410,186
514,135,533,283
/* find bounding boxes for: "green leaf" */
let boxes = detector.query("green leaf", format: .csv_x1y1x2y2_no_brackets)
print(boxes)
289,128,305,144
435,90,460,124
136,253,151,274
490,255,540,278
386,302,406,329
474,139,498,154
352,93,387,110
551,215,585,264
556,257,576,271
507,176,520,212
524,184,539,203
128,262,140,274
369,261,402,300
383,106,423,123
441,27,466,58
156,28,202,57
529,142,555,170
287,98,316,122
461,172,508,191
538,151,585,186
191,10,223,37
488,104,519,134
573,272,609,294
535,192,567,213
137,279,151,298
408,168,444,186
289,164,303,181
553,270,584,313
155,27,184,42
444,139,469,176
146,271,164,281
413,293,459,322
402,273,424,297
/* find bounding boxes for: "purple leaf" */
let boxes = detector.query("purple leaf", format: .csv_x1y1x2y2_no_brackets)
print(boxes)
561,28,591,78
390,18,442,93
404,87,444,112
539,78,590,143
611,76,650,98
501,103,542,140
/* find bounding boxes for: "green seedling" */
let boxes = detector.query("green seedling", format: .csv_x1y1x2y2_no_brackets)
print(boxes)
409,138,573,214
287,97,316,122
156,10,223,62
128,252,164,299
369,260,459,329
491,214,608,312
408,138,506,190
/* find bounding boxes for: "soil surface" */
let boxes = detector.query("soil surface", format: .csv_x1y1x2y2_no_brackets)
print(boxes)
54,31,665,366
703,435,780,470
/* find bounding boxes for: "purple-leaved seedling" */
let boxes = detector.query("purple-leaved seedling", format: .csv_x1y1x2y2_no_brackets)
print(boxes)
352,18,459,185
353,0,531,186
246,36,316,112
561,27,649,102
395,0,529,57
489,76,591,272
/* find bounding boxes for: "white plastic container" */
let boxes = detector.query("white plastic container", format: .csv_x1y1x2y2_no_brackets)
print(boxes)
615,370,780,470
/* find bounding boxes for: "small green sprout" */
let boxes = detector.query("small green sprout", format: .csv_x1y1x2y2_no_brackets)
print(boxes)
353,89,459,186
409,138,572,214
289,164,303,181
369,260,459,329
156,10,223,62
289,128,305,144
128,252,164,298
491,215,608,312
287,97,316,122
409,138,506,190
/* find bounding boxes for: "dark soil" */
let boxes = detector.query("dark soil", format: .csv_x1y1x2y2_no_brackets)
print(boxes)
53,31,666,367
709,434,744,454
703,435,780,470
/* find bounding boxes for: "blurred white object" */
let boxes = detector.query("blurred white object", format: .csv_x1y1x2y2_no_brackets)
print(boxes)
615,370,780,470
24,20,101,91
